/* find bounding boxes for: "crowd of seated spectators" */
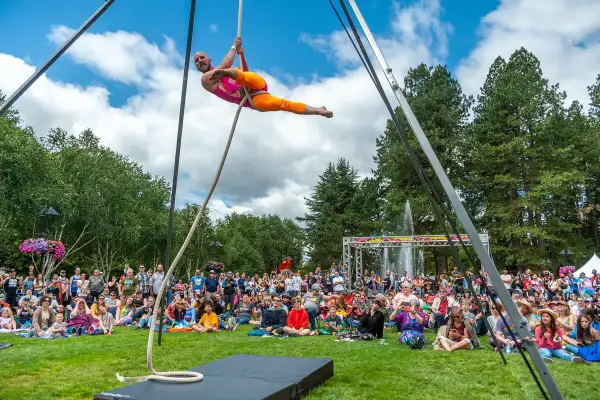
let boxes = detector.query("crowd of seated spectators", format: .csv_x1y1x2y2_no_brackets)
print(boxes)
1,262,599,363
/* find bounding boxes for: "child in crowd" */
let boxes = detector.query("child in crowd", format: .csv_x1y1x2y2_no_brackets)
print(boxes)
192,303,219,333
0,308,17,330
44,312,67,338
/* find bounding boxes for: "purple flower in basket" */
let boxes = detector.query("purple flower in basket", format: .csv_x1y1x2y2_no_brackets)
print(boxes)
559,266,575,276
19,238,66,262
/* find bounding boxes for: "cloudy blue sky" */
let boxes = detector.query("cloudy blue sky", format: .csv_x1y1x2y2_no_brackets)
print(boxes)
1,0,599,220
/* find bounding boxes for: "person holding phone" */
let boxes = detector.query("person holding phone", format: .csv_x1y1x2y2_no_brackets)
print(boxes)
390,299,426,349
434,306,478,351
391,283,418,310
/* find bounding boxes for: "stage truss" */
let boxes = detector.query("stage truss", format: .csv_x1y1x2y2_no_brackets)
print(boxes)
342,234,490,289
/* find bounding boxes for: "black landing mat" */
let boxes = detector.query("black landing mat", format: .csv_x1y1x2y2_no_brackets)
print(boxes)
94,354,334,400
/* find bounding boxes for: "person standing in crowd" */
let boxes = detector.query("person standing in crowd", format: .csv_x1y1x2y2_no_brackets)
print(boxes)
150,264,165,298
204,270,220,301
190,269,205,295
332,271,345,293
1,269,21,308
88,270,105,304
69,267,82,300
222,273,237,313
136,265,150,299
119,268,139,300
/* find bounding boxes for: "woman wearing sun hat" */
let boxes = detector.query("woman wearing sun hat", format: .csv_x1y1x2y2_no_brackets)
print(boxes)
555,299,575,333
534,308,586,364
515,299,537,331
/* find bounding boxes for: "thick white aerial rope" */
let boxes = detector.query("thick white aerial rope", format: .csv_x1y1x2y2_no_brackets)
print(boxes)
116,0,255,384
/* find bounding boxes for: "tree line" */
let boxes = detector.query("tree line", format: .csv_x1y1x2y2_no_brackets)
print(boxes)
2,47,599,277
302,48,600,274
0,109,304,278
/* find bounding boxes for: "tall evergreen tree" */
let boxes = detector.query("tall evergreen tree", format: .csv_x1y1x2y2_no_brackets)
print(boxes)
375,63,473,234
299,158,371,268
373,64,472,272
464,48,587,268
581,75,600,248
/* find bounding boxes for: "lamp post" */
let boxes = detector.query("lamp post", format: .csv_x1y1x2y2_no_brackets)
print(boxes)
558,250,573,266
209,241,222,260
39,207,60,236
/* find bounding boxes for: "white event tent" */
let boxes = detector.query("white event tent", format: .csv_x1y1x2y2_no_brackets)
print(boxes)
574,253,600,276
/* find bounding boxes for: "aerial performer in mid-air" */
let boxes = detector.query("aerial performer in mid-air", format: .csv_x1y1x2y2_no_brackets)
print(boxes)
194,37,333,118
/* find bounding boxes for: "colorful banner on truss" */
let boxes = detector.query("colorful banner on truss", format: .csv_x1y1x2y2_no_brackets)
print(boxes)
348,235,470,244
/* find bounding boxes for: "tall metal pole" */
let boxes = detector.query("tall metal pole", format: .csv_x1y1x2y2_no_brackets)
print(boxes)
344,1,563,398
159,0,197,346
0,0,116,117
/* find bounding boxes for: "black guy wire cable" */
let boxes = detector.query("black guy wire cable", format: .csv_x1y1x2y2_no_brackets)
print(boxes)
328,0,376,86
334,1,550,398
330,0,508,366
331,0,507,363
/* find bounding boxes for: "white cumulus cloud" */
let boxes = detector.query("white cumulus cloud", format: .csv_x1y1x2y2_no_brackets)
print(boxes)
457,0,600,107
0,1,451,222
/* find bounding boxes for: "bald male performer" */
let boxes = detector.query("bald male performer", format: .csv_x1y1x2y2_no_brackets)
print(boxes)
194,37,333,118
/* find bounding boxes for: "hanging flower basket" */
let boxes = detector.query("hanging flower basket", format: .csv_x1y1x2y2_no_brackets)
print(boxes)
19,238,66,262
558,266,575,276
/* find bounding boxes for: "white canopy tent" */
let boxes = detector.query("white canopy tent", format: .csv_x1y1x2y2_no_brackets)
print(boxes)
574,253,600,276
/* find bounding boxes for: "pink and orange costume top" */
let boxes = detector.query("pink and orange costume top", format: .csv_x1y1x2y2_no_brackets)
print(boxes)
209,67,306,114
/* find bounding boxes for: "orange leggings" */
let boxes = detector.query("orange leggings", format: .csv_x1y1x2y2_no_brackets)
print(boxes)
232,69,307,114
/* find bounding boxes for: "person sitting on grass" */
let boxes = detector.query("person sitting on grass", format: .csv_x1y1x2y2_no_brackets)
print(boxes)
390,299,426,349
515,299,537,331
260,296,287,334
556,299,576,333
104,291,119,317
136,298,156,330
434,305,478,352
114,296,135,327
32,295,55,337
535,308,586,364
91,306,114,335
18,289,38,308
67,298,94,335
192,303,219,333
90,295,108,318
359,299,385,339
16,297,34,328
44,312,67,338
490,302,529,351
0,308,17,331
283,297,316,336
166,299,190,328
323,305,344,333
563,311,600,362
228,294,255,331
249,296,271,327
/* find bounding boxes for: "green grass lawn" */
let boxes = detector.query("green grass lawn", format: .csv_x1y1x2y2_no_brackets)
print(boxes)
0,327,598,400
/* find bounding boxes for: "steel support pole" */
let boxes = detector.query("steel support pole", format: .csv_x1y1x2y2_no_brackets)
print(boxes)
356,247,363,287
345,1,563,398
0,0,116,117
342,238,349,290
159,0,197,346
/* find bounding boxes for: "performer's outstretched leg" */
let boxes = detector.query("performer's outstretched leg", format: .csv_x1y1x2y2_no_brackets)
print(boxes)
252,94,332,117
210,68,333,118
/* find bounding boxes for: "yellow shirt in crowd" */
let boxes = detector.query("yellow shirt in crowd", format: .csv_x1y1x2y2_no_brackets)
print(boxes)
199,312,219,331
